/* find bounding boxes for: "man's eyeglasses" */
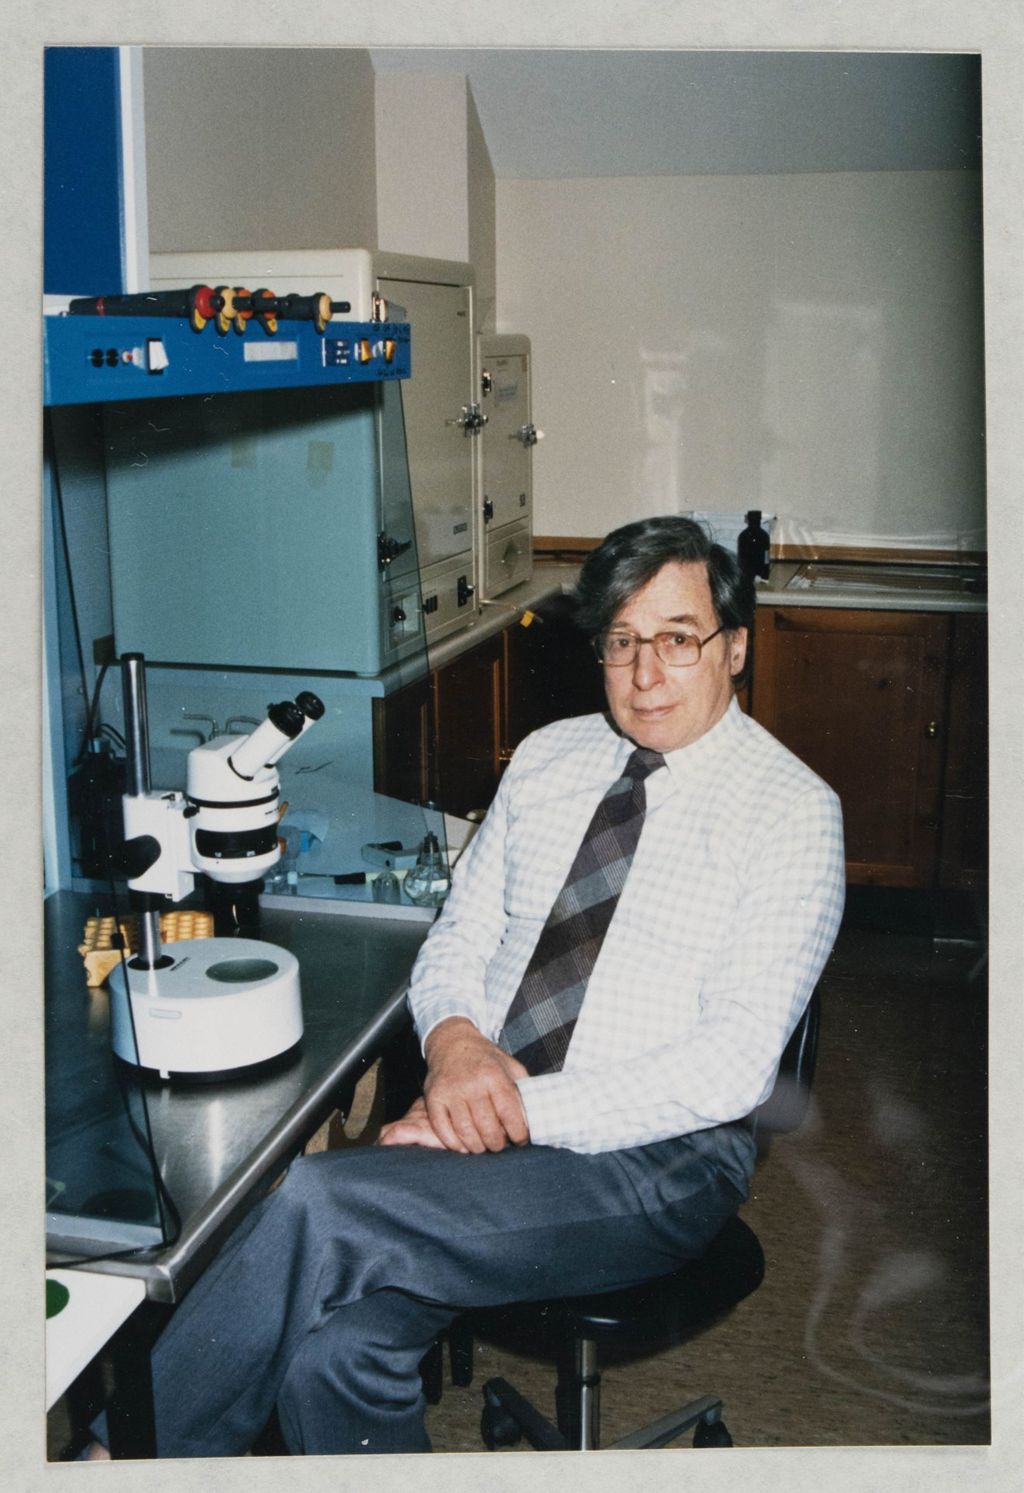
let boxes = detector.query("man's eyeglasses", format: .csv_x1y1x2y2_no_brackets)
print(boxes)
593,625,725,668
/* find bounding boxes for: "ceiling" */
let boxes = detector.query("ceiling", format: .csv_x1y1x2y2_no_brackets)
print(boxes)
369,48,982,178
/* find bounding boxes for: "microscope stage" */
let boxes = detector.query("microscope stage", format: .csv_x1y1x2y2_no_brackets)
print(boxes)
108,937,303,1079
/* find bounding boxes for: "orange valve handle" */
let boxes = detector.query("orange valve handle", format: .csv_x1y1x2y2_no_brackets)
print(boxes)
213,286,234,335
245,288,279,336
188,284,226,333
230,287,254,336
213,286,252,336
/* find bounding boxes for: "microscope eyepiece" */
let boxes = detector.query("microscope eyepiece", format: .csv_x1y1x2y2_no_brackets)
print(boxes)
267,699,306,740
227,692,324,779
296,691,325,722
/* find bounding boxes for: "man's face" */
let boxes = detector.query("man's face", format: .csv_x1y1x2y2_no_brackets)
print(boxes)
602,560,747,754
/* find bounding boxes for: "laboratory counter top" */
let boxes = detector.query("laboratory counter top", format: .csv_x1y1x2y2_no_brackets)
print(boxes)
751,558,987,613
45,890,430,1302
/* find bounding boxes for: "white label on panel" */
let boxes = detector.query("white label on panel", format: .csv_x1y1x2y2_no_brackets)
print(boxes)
243,342,299,363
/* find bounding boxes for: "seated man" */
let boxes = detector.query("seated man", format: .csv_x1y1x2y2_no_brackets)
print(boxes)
87,514,844,1458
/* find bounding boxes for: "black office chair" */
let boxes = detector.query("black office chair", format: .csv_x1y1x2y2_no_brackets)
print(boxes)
451,989,821,1452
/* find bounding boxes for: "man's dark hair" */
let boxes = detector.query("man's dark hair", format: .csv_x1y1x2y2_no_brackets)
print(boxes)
573,515,756,682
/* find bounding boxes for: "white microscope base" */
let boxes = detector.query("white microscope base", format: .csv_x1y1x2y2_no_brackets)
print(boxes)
108,937,303,1079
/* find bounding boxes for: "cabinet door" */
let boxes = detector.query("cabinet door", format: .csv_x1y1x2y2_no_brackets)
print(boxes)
434,633,504,819
938,612,988,889
502,596,607,756
480,344,531,533
752,607,950,888
372,676,436,807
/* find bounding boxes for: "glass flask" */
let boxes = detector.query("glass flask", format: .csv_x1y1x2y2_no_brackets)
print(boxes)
403,832,451,908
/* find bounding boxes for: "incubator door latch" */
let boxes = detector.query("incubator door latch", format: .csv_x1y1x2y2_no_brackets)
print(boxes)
378,531,413,571
448,402,488,436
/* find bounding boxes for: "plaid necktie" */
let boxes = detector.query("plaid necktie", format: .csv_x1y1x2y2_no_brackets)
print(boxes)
497,746,665,1075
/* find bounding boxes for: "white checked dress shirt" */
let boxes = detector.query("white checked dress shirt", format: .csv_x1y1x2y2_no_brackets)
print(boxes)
408,697,845,1155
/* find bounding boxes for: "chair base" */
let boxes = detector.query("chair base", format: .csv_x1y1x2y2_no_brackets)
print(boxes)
481,1376,733,1451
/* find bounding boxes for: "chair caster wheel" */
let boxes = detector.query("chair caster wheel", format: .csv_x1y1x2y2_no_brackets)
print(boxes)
693,1418,733,1447
481,1390,524,1449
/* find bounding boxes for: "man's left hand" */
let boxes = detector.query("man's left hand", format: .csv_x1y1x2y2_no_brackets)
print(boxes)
376,1097,448,1149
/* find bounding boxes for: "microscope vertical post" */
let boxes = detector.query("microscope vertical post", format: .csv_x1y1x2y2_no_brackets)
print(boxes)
120,653,164,970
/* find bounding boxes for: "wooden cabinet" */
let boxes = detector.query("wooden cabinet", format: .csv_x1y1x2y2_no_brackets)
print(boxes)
372,595,605,820
752,606,986,889
503,594,607,747
433,633,505,819
937,612,988,890
371,673,435,811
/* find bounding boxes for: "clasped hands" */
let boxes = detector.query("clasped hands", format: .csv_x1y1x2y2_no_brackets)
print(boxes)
377,1017,529,1153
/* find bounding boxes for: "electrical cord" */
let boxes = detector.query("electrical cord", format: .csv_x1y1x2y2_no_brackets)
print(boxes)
99,723,126,751
46,410,91,740
77,662,112,765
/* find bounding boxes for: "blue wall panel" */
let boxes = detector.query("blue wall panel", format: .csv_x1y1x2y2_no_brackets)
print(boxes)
44,47,125,295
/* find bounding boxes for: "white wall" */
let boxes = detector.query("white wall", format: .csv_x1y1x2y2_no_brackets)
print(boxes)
496,171,985,549
375,74,469,259
143,48,379,252
376,73,496,327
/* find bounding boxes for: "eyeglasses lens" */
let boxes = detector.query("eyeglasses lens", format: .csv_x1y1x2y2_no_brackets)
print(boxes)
597,633,701,667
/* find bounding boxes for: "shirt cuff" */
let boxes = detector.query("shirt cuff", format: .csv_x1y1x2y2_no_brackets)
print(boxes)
515,1073,580,1150
411,999,484,1054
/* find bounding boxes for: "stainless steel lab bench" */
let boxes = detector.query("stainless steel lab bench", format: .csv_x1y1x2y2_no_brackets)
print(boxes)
45,891,431,1304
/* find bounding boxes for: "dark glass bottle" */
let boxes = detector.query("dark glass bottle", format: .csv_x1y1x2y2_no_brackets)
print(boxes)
738,510,771,581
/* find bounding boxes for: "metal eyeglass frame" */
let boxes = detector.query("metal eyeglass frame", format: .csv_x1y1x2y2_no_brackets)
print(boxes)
593,624,725,667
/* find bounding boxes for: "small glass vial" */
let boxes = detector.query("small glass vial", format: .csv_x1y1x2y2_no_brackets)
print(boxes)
403,832,451,908
373,869,402,904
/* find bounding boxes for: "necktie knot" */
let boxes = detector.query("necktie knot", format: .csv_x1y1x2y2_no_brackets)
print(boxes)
623,746,665,782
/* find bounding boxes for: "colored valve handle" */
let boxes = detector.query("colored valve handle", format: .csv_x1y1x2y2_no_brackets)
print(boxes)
225,289,352,336
68,286,353,336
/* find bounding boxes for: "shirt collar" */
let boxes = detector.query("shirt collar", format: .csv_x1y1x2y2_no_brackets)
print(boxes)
606,693,745,787
662,694,745,782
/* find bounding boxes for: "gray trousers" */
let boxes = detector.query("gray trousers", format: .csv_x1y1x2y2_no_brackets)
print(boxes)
137,1123,755,1456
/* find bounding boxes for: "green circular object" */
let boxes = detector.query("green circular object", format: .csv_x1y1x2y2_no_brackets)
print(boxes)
46,1278,70,1319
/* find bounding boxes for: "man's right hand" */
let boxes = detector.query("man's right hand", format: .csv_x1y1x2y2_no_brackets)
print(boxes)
421,1017,530,1154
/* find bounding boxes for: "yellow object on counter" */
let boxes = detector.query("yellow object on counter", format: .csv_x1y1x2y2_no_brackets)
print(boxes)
78,911,215,987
